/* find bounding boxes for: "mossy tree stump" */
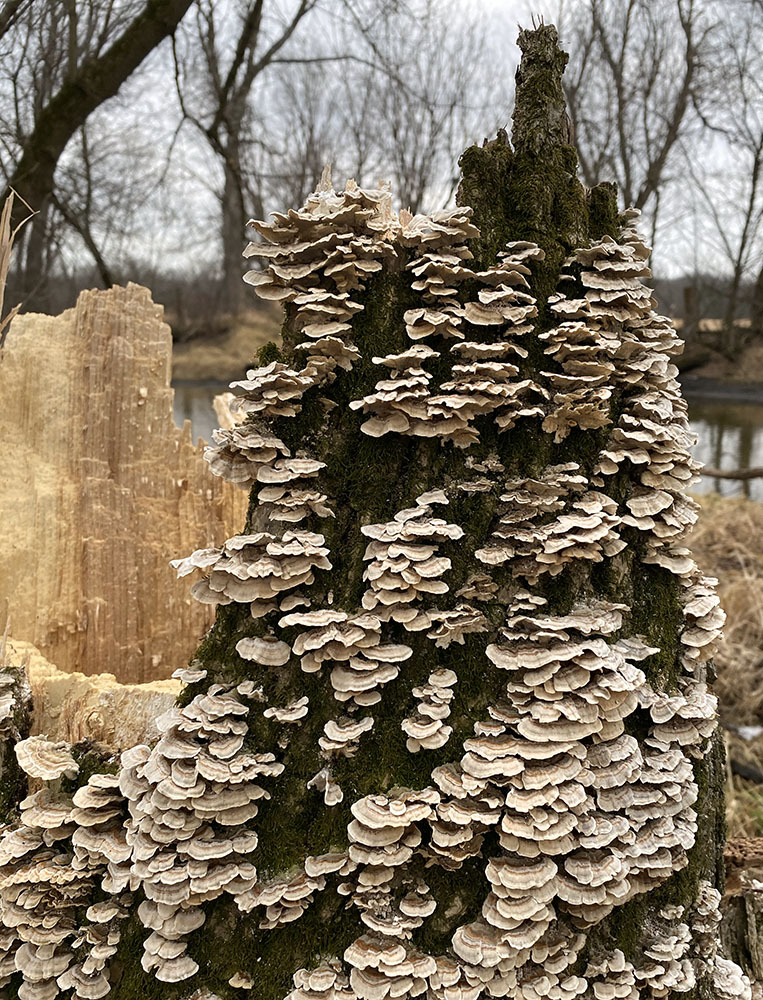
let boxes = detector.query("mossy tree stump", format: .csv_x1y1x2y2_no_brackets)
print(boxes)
0,23,746,1000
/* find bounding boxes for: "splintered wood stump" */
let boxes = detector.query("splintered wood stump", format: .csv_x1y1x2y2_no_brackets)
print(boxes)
0,24,746,1000
3,637,179,748
0,283,246,683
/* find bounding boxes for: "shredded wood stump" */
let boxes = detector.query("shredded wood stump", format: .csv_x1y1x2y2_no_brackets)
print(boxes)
0,283,247,684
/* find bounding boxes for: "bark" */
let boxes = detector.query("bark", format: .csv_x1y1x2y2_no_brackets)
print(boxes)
19,198,49,310
684,284,699,340
220,137,247,316
751,261,763,341
0,0,27,42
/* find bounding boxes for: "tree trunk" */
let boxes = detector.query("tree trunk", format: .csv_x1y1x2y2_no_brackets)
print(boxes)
0,23,743,1000
752,262,763,341
220,138,247,317
723,268,744,359
684,284,699,341
20,199,50,311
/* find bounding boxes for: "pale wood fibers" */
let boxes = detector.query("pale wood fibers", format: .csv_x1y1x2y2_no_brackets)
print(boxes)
0,283,247,683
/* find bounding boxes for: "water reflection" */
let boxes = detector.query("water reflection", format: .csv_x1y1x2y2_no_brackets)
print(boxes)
690,400,763,501
173,384,223,445
172,383,763,503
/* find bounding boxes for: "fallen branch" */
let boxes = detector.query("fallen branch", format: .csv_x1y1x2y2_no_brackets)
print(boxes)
701,466,763,480
731,758,763,784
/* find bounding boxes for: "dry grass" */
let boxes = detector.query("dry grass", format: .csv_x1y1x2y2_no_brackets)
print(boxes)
693,494,763,725
171,306,281,382
0,190,34,349
693,494,763,836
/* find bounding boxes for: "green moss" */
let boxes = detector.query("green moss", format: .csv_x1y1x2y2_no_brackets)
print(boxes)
588,182,620,239
412,850,493,954
0,748,25,824
628,559,684,691
0,671,30,822
258,340,285,366
457,131,587,312
189,894,362,1000
457,133,516,268
67,742,120,788
186,602,254,688
107,913,168,1000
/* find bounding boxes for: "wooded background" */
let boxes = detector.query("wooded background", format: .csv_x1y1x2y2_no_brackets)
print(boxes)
0,0,760,341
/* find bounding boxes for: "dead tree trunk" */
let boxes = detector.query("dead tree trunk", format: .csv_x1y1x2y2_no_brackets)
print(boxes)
220,135,247,317
0,23,744,1000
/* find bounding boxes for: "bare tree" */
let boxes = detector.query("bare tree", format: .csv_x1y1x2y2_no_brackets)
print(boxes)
670,1,762,351
253,60,342,211
0,0,194,305
709,6,763,338
560,0,716,246
51,104,170,292
341,1,510,212
172,0,318,316
250,0,512,218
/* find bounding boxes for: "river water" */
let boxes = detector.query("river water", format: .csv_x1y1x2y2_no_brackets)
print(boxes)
172,382,763,503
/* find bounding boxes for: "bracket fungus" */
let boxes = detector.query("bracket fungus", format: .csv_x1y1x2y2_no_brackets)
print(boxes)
0,20,745,1000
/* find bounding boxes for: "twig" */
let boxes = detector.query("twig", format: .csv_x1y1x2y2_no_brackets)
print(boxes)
731,758,763,784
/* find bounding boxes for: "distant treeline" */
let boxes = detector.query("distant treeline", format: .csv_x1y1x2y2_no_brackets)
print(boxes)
8,267,757,350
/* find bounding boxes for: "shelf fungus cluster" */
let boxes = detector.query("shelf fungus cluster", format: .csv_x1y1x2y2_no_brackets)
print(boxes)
0,101,744,997
204,426,332,525
475,464,625,583
287,608,408,710
0,737,132,1000
201,169,405,524
361,492,464,629
341,791,440,995
351,221,549,447
118,682,279,982
560,218,704,576
171,530,331,619
243,166,396,382
402,669,457,753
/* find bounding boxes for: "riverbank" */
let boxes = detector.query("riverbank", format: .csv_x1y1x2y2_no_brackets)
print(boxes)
171,307,279,382
680,374,763,404
680,339,763,387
